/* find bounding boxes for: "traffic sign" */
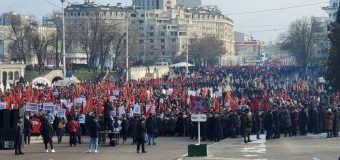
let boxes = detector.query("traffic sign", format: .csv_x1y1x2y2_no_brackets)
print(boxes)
191,114,207,122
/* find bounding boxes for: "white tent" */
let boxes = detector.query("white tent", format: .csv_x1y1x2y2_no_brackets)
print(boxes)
170,62,194,67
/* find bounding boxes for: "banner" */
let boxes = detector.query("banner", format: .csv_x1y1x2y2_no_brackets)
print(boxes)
188,90,196,96
166,88,174,95
26,103,39,112
214,91,222,98
43,103,55,113
119,106,126,115
57,109,66,118
113,90,120,96
0,102,6,110
132,104,141,114
161,89,166,95
74,98,86,108
146,104,156,114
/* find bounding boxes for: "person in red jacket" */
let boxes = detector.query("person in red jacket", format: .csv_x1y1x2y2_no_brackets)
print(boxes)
68,118,78,147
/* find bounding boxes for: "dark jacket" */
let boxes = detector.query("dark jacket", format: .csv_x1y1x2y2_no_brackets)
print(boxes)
41,123,54,140
24,118,33,134
89,119,100,138
16,121,24,138
145,116,157,134
103,101,113,119
136,120,146,140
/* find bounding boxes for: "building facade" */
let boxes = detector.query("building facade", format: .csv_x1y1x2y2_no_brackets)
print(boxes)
322,0,339,22
58,0,234,66
235,40,265,61
177,0,202,8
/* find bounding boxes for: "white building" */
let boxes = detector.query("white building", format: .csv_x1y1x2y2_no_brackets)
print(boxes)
133,0,176,10
322,0,339,23
177,0,202,8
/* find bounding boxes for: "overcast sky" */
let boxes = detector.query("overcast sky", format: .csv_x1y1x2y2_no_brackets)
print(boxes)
0,0,329,42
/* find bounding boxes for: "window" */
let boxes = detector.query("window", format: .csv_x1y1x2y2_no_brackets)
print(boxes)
81,11,86,17
139,39,144,44
161,39,165,43
141,14,145,17
14,71,19,80
161,45,165,49
172,38,176,42
150,39,154,43
150,32,154,36
9,71,13,80
160,32,165,36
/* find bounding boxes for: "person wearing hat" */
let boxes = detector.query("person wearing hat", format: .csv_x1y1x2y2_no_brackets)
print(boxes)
14,117,24,155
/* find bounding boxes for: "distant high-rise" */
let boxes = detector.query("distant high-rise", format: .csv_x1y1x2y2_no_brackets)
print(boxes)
177,0,202,8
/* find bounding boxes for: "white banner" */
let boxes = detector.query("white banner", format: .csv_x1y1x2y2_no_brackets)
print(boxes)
146,104,156,114
111,110,117,117
214,91,223,97
188,90,196,96
57,109,66,118
132,104,141,114
74,98,86,107
43,103,56,114
166,88,174,95
0,102,6,110
113,90,120,96
119,106,125,115
26,103,39,112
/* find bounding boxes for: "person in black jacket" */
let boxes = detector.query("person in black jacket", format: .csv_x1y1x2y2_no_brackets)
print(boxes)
14,118,24,155
88,117,100,153
121,116,129,144
136,117,147,153
40,118,55,153
145,113,157,145
264,110,273,140
103,99,113,131
24,116,33,145
299,107,308,135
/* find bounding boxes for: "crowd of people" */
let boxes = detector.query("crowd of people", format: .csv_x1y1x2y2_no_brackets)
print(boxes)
1,64,339,155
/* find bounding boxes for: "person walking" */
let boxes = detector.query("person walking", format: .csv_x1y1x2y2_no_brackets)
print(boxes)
24,116,33,145
241,108,253,143
40,119,55,153
14,118,24,155
326,109,334,138
254,110,262,139
68,117,78,147
88,117,100,153
136,117,147,153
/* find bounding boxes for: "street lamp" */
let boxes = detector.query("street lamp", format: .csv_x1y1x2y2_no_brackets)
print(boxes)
125,9,129,82
61,0,67,79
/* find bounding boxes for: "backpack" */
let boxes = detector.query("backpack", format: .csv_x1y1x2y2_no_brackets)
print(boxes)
58,122,63,129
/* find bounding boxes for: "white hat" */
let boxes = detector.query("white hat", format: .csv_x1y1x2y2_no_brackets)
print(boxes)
328,109,332,113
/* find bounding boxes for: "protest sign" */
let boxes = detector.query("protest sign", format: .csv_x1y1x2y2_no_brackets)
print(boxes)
113,90,120,96
188,90,196,96
43,103,55,113
110,96,117,102
119,106,126,115
26,103,39,112
57,109,66,118
0,102,6,110
166,88,174,95
133,104,141,114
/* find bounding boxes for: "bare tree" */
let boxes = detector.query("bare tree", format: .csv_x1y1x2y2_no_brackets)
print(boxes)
279,17,322,70
189,36,226,66
7,23,34,64
30,27,54,73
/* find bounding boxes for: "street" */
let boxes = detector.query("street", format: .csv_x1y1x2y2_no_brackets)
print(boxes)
0,133,339,160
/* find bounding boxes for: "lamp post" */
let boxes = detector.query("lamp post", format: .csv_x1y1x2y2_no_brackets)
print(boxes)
125,10,129,82
61,0,67,79
186,38,189,77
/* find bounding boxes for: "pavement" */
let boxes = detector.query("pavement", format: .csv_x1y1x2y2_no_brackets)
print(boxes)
0,133,339,160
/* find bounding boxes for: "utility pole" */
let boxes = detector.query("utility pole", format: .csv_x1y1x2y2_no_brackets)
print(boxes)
61,0,67,79
186,38,189,77
125,9,129,82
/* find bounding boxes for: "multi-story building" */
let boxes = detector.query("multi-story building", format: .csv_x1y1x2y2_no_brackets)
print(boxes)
177,0,202,8
322,0,339,23
133,0,176,10
59,0,234,66
0,12,31,26
235,40,265,62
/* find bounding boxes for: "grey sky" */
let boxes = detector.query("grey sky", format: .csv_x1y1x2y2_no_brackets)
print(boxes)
0,0,329,42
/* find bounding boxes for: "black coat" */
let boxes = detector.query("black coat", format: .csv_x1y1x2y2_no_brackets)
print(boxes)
264,112,273,130
136,121,146,139
24,118,33,134
145,116,157,134
103,101,113,119
40,123,54,140
89,120,100,138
